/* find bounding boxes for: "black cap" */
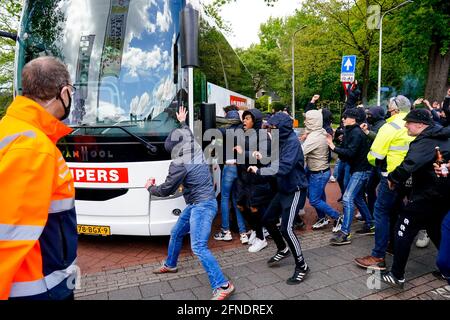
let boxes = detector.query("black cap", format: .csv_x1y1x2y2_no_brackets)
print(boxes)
403,109,433,125
342,108,359,120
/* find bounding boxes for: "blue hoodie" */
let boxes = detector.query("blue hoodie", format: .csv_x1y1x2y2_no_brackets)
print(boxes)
260,112,308,193
148,123,215,205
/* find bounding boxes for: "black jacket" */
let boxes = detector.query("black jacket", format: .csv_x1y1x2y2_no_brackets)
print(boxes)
236,109,274,208
389,125,450,202
333,124,371,173
443,96,450,127
257,112,308,194
148,123,215,205
305,102,317,113
344,84,361,110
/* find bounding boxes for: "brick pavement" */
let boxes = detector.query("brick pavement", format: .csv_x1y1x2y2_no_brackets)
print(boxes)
75,221,449,300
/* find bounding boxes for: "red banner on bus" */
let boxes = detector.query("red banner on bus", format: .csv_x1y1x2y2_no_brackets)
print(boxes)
70,168,129,183
230,95,247,107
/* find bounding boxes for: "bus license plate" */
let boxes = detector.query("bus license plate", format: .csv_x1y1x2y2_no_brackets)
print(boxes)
77,224,111,236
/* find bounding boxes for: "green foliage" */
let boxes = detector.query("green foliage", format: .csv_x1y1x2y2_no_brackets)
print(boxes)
270,101,285,112
0,0,21,109
255,95,270,112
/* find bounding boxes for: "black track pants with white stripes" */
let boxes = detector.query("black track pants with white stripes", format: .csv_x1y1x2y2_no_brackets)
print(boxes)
391,198,448,280
262,189,307,268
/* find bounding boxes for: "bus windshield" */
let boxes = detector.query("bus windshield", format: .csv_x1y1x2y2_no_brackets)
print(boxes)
16,0,184,137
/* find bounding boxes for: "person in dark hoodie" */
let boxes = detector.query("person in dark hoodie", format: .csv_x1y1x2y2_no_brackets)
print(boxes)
248,112,310,285
214,105,249,244
360,106,386,217
321,107,334,136
380,109,450,289
326,108,374,245
234,108,273,253
147,106,234,300
343,80,361,110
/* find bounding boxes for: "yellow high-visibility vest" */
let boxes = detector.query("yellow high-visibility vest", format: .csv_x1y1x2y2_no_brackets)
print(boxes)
367,112,415,173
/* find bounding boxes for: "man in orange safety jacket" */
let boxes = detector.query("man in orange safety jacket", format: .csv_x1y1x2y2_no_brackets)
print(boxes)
0,56,78,300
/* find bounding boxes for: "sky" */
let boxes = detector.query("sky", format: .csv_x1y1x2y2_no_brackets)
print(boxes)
202,0,304,49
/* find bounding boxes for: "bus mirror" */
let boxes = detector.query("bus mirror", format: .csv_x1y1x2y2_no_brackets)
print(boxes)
180,4,199,68
0,31,17,42
173,38,179,84
200,103,216,150
200,103,216,133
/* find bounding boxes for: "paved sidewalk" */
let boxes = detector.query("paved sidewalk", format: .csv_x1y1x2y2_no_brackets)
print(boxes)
75,221,449,300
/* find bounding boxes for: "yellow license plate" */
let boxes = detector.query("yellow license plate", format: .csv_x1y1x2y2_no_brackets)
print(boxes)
77,224,111,236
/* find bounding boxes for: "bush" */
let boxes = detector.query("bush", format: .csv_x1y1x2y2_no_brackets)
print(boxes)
255,95,270,112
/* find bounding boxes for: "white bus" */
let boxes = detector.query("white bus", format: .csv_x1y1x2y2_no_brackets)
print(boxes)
12,0,254,236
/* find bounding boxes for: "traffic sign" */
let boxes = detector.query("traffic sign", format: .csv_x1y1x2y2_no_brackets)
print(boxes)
340,55,356,82
341,55,356,73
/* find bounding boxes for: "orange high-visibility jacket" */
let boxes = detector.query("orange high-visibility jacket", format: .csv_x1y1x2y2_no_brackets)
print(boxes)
0,96,77,300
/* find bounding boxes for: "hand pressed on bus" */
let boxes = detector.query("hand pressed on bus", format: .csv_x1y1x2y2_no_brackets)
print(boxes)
176,106,188,123
145,178,156,189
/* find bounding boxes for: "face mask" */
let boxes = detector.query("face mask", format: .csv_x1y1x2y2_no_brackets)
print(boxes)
385,111,392,119
58,89,72,120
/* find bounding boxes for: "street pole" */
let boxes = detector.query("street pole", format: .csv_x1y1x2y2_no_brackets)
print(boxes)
377,0,413,106
292,25,306,119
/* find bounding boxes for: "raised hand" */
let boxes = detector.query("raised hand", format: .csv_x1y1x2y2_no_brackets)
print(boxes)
176,106,188,123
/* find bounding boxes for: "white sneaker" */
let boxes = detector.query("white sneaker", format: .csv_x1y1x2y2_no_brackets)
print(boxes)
248,238,268,253
415,230,430,248
240,233,249,244
312,217,330,230
248,230,256,245
213,230,232,241
332,216,343,233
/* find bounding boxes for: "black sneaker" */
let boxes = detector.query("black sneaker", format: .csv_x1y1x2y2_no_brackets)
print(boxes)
355,225,375,235
267,248,291,266
330,230,351,245
294,219,305,229
431,270,447,281
286,265,310,285
380,271,405,289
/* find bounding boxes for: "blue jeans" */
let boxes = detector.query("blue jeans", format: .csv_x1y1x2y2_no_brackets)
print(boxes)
307,170,340,220
336,160,351,196
165,199,228,290
341,171,373,234
371,177,399,258
220,165,246,234
437,210,450,284
366,167,381,216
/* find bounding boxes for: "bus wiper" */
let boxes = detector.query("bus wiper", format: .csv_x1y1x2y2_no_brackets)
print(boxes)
71,125,158,154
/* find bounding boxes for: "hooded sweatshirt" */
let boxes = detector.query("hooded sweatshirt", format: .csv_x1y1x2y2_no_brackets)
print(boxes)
236,108,274,207
257,112,308,193
303,110,330,171
149,123,215,205
365,106,386,141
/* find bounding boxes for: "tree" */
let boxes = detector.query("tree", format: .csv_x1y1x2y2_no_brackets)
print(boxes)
236,44,285,95
0,0,21,115
395,0,450,101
